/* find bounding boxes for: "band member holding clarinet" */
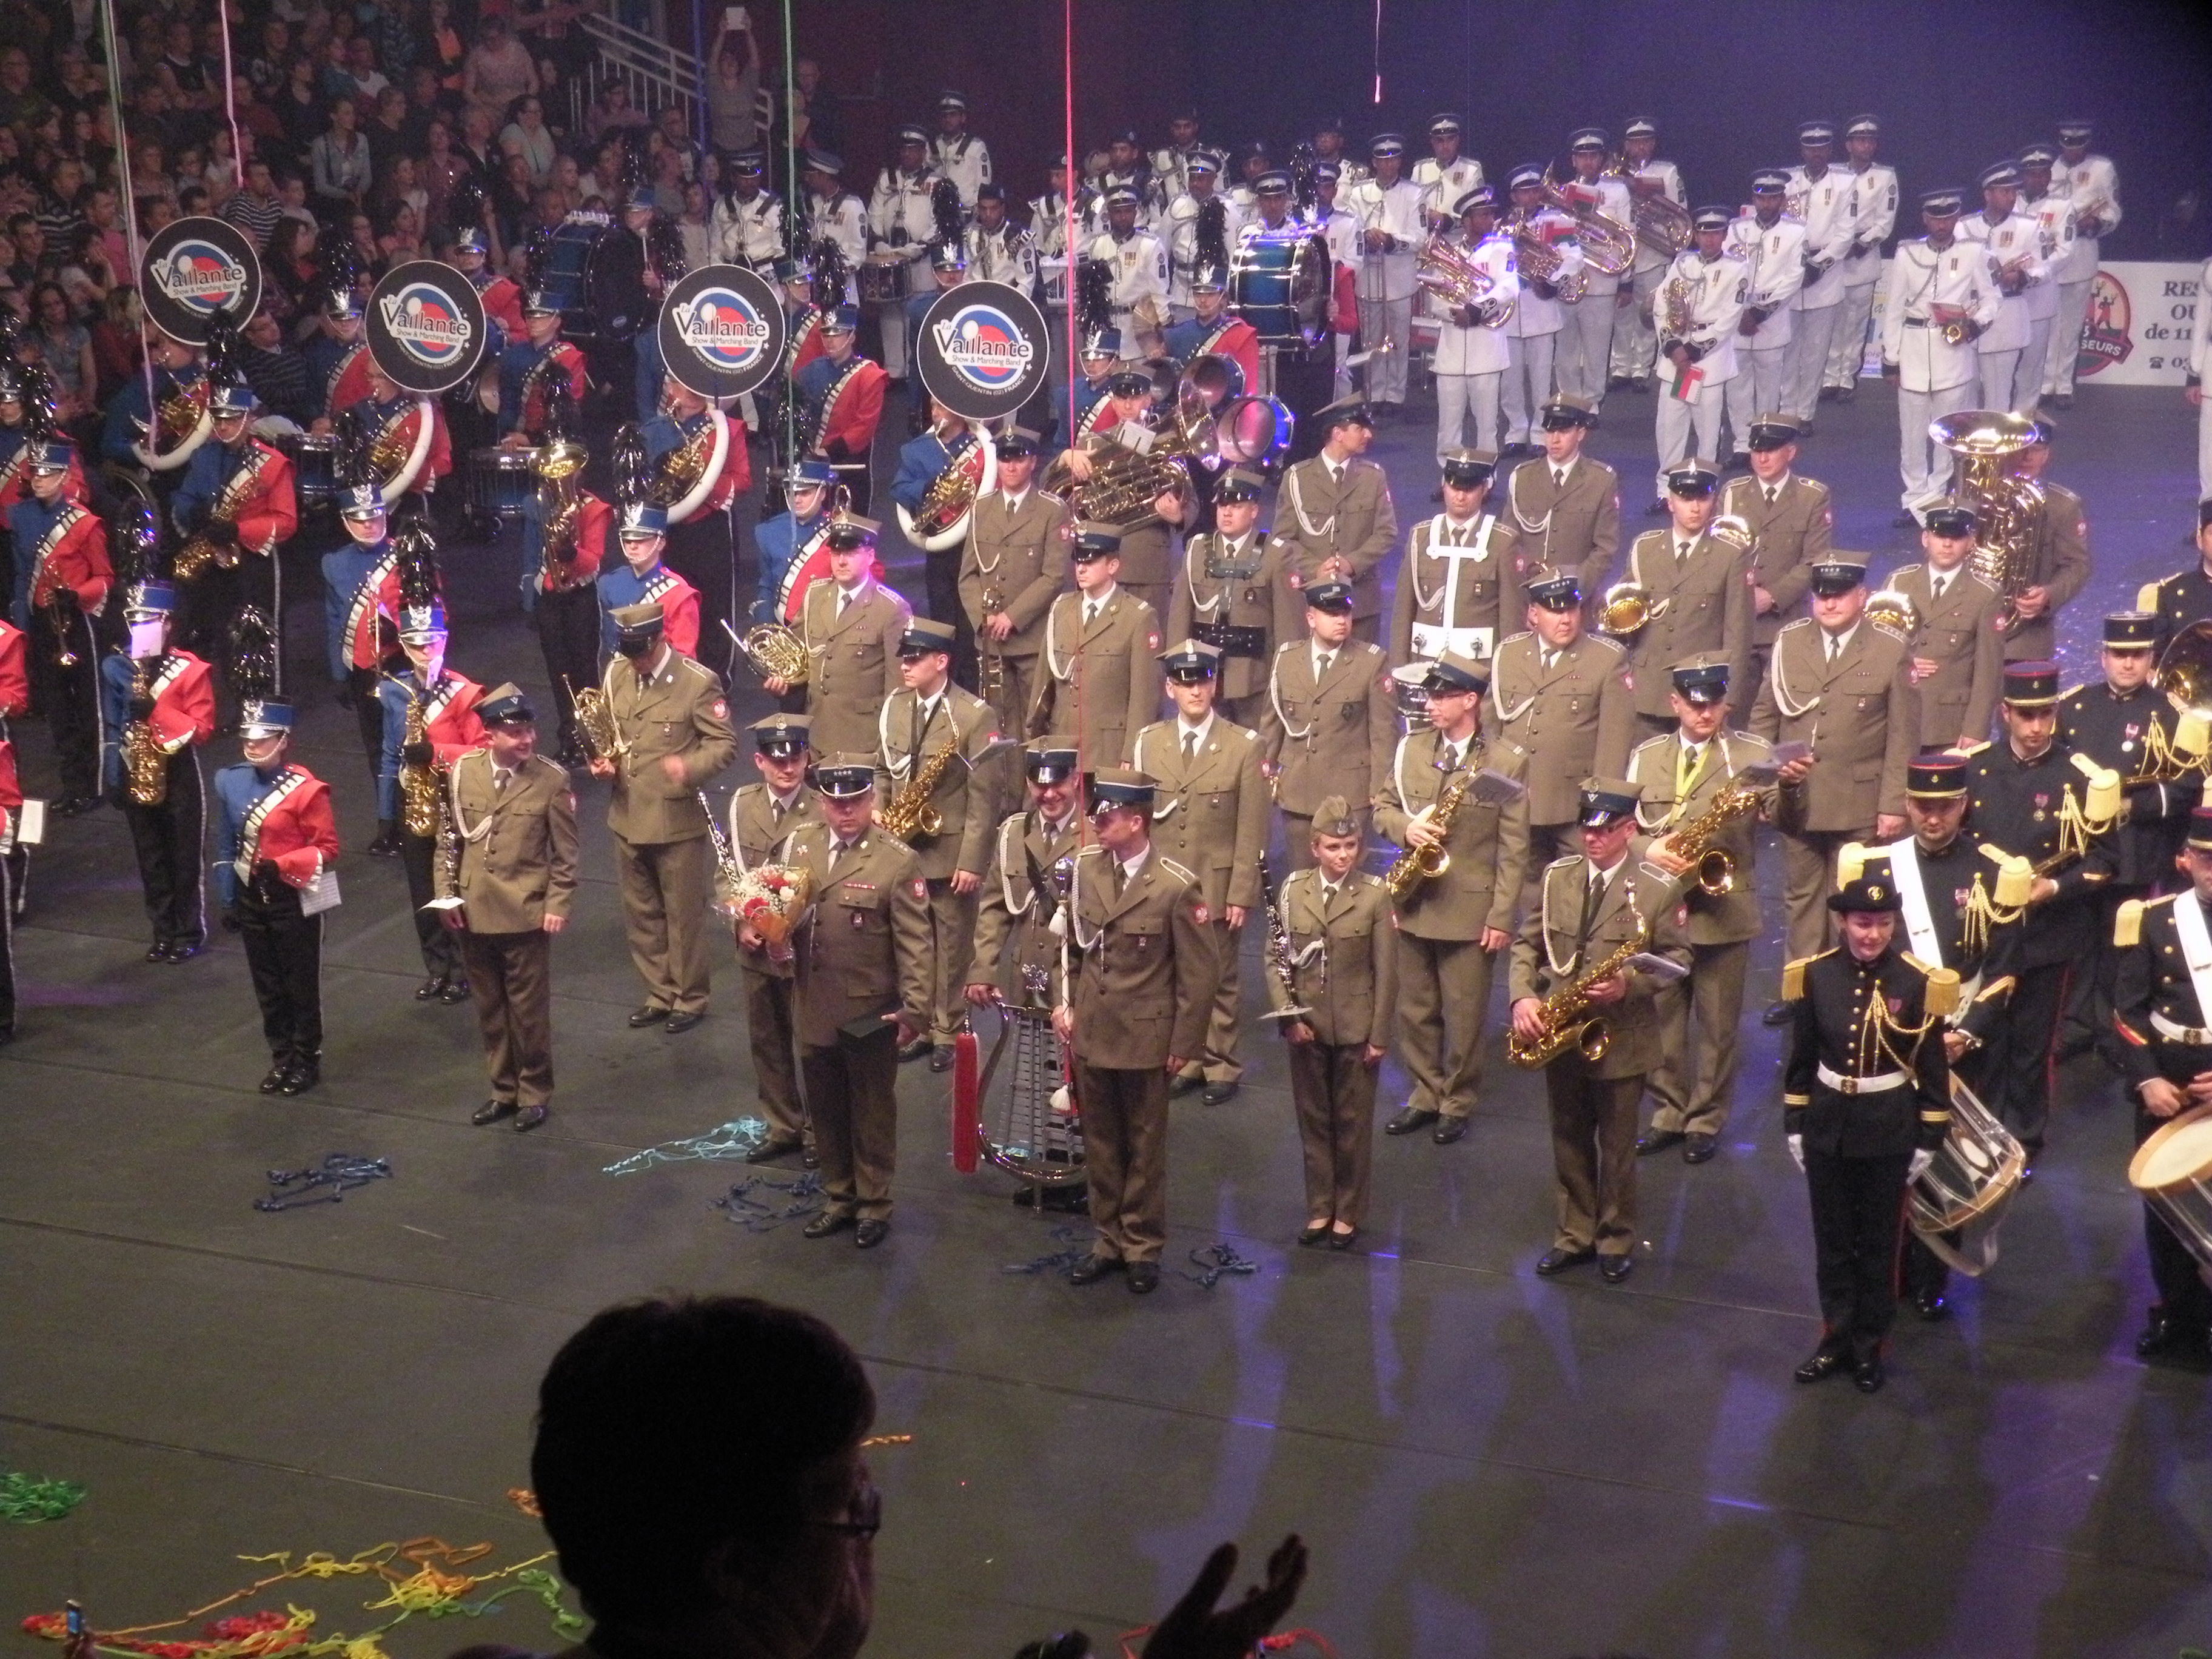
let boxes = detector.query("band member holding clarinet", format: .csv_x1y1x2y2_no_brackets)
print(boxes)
99,580,215,962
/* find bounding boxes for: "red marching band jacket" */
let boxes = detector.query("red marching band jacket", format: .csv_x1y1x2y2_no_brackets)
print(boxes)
343,548,404,672
540,492,612,592
1190,314,1261,395
28,503,113,612
639,567,702,658
331,392,453,498
813,358,887,460
146,651,218,750
240,769,341,888
0,446,87,523
666,410,749,523
326,346,375,419
423,674,488,764
523,343,591,431
480,275,525,340
232,442,301,552
786,306,825,375
0,617,26,817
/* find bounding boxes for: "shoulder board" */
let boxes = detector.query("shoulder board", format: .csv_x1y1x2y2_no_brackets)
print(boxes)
1236,724,1259,742
1889,561,1925,578
1037,487,1070,506
1962,571,2000,593
1356,871,1382,888
1869,620,1909,644
1545,853,1582,870
1953,739,1991,756
1136,719,1171,740
677,657,717,680
2115,897,2145,948
1777,616,1813,634
1499,629,1535,648
1272,640,1298,659
1630,731,1671,755
2059,683,2087,702
1158,856,1200,886
1073,843,1105,860
1632,527,1667,547
1586,634,1625,655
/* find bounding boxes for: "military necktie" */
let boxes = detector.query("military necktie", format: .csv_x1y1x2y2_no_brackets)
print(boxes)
1315,649,1333,680
1674,742,1704,814
1553,468,1567,490
1765,484,1780,507
1929,571,1950,604
1182,729,1198,762
1826,633,1842,663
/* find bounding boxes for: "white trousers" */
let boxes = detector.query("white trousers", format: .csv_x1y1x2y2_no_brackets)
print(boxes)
2018,315,2056,413
1333,332,1356,401
1502,332,1558,444
1897,380,1976,514
1436,372,1504,459
1783,303,1841,420
1610,266,1668,382
1723,344,1790,455
2042,280,2090,395
2197,390,2212,504
1357,294,1413,403
1556,295,1619,406
1978,348,2024,414
1655,374,1726,497
1825,283,1879,389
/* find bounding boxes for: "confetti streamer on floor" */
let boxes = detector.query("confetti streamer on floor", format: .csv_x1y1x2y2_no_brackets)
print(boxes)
709,1171,823,1230
1181,1243,1259,1290
0,1472,85,1523
602,1118,769,1175
253,1158,393,1212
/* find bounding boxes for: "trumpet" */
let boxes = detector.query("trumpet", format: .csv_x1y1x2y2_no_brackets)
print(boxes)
1596,581,1666,638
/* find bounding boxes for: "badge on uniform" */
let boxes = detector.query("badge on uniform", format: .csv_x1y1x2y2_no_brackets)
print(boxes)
1886,994,1903,1014
1191,902,1210,925
910,879,927,900
711,699,728,720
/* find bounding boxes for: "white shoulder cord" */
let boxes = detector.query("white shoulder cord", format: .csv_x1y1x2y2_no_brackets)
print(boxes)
1269,648,1316,742
1542,864,1581,980
1769,628,1823,720
1287,465,1336,540
997,813,1031,914
1490,644,1537,724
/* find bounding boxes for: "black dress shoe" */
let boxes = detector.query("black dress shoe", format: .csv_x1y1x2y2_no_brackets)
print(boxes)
1201,1080,1240,1105
1327,1227,1357,1252
1637,1128,1686,1156
259,1065,289,1094
1536,1245,1597,1276
146,940,173,963
415,974,449,1001
627,1005,671,1028
1431,1116,1467,1144
1598,1253,1634,1284
1794,1346,1847,1384
1761,999,1794,1027
663,1010,705,1034
1914,1288,1949,1321
929,1044,956,1073
1170,1073,1206,1097
1385,1105,1439,1136
278,1064,320,1096
2049,393,2073,411
746,1136,803,1165
802,1211,856,1239
1681,1131,1718,1164
853,1218,889,1248
1298,1222,1329,1248
439,977,471,1004
1127,1261,1160,1294
367,832,401,857
1852,1356,1886,1393
472,1098,518,1125
2136,1313,2212,1362
1831,381,1857,403
513,1105,548,1131
802,1144,820,1168
1068,1253,1123,1285
896,1036,932,1062
1817,383,1840,403
167,939,204,962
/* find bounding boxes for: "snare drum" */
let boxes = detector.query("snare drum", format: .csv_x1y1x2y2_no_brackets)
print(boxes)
2130,1102,2212,1275
293,434,341,508
1909,1076,2026,1276
469,446,535,521
1391,662,1433,734
857,255,912,305
1228,227,1332,349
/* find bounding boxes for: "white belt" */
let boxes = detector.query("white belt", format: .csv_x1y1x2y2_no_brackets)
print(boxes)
1816,1063,1908,1095
1410,622,1494,662
2151,1012,2212,1045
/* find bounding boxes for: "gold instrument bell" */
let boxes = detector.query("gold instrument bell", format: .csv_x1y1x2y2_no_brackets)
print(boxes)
1863,587,1922,634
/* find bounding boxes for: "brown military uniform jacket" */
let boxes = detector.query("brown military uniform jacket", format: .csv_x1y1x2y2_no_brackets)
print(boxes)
1131,714,1267,911
1165,530,1299,702
958,487,1071,659
1265,867,1396,1048
876,683,1003,880
1506,453,1622,590
800,575,913,758
1388,510,1528,668
1487,630,1637,826
1626,728,1774,945
1749,615,1920,831
2005,479,2091,663
1718,471,1833,645
1617,527,1754,720
1067,843,1216,1068
1883,561,2005,751
1262,637,1395,816
1373,726,1531,941
1509,837,1695,1079
1029,585,1163,764
966,808,1083,1001
719,780,823,981
443,749,580,933
783,820,933,1048
1267,454,1398,622
603,647,739,844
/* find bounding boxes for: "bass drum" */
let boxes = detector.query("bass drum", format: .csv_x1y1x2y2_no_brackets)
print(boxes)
1213,394,1294,469
1228,228,1332,349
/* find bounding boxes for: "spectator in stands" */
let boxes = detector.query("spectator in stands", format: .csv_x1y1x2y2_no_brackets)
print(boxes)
501,94,557,188
91,286,142,403
344,209,381,276
649,144,685,215
653,103,697,183
347,37,391,102
457,105,501,183
263,216,319,323
377,199,424,264
234,73,286,155
28,282,92,421
276,57,325,158
427,0,467,98
85,187,127,286
320,35,363,105
492,149,535,247
204,128,242,209
178,183,211,218
679,179,711,269
313,97,374,215
277,172,318,232
586,78,649,146
128,78,179,161
6,215,44,289
36,157,86,247
703,15,759,156
367,84,415,175
0,47,53,132
579,133,627,203
248,18,293,98
224,158,287,250
240,300,317,426
55,225,113,314
422,118,469,231
546,152,583,214
464,15,537,130
155,19,220,138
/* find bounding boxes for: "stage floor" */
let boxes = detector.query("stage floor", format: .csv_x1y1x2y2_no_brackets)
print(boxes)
4,374,2209,1658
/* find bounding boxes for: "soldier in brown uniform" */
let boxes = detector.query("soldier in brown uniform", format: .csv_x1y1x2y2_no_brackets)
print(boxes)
1717,415,1833,713
1264,581,1394,869
1056,768,1217,1294
1750,558,1919,1008
1054,366,1190,620
1625,656,1777,1161
1504,395,1621,592
965,736,1085,1010
1133,640,1267,1104
779,753,932,1248
1267,397,1399,643
2006,421,2093,665
1166,468,1298,730
722,713,822,1165
1030,522,1163,765
591,600,740,1032
1877,498,2005,752
1374,651,1531,1145
1509,779,1694,1282
769,515,911,759
1388,448,1527,671
959,427,1071,736
876,616,1004,1071
1614,461,1754,739
439,686,579,1133
1266,796,1396,1249
1488,565,1638,882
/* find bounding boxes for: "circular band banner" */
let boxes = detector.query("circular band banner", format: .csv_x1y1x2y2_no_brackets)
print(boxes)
366,261,491,394
915,285,1050,419
657,265,787,399
139,217,263,345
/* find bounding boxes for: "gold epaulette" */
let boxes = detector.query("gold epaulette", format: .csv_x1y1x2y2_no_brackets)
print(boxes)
1835,840,1870,885
1780,951,1828,1002
2136,579,2164,612
1903,954,1960,1017
1954,739,1991,757
2115,897,2145,948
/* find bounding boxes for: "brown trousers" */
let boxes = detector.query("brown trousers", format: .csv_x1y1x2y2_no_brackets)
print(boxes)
460,928,553,1108
615,832,714,1014
740,959,809,1146
924,877,981,1045
1074,1059,1170,1262
1780,828,1863,962
980,650,1041,745
1289,1039,1378,1227
1523,821,1575,916
1547,1057,1643,1255
1645,937,1751,1136
803,1024,900,1220
1188,917,1244,1084
1395,931,1497,1119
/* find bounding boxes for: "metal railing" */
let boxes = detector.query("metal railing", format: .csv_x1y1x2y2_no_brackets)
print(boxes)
569,9,775,152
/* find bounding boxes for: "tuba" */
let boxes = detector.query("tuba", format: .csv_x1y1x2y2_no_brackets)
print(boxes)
1931,411,2046,631
1508,206,1586,303
534,435,590,591
1538,165,1637,277
1415,236,1513,328
1603,154,1693,261
563,674,625,761
894,418,998,552
1040,387,1215,530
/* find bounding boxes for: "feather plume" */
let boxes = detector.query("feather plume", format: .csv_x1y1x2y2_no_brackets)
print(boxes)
18,361,56,443
610,421,651,509
1194,196,1228,276
107,497,158,592
395,520,442,608
523,224,553,298
318,236,365,312
810,235,848,312
1076,255,1113,338
930,176,964,248
450,176,488,240
649,213,688,286
336,403,375,486
229,606,277,705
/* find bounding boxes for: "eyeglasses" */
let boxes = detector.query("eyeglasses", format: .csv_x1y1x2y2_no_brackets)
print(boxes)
807,1480,880,1540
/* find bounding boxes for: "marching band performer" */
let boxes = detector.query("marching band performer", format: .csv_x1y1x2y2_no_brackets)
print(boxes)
1504,394,1621,591
1390,447,1524,671
768,511,907,758
1879,498,2005,752
1264,579,1391,868
752,458,837,632
1780,122,1858,426
173,381,300,717
1346,135,1425,414
99,581,215,962
903,238,970,385
965,185,1039,292
378,588,485,1005
1615,461,1753,739
800,152,870,290
1412,114,1483,232
641,382,747,674
723,713,823,1167
1029,522,1162,766
1651,206,1747,510
1269,397,1398,644
1153,112,1207,212
1720,173,1806,464
2008,421,2093,665
793,306,888,515
1161,155,1240,322
589,181,689,420
1509,776,1691,1283
1084,184,1172,358
889,396,987,683
1167,468,1295,731
1099,130,1157,217
958,428,1067,737
597,502,701,660
496,287,591,450
1553,130,1635,412
0,614,22,1041
1821,116,1899,404
2016,146,2079,426
1607,118,1687,392
454,222,524,341
1880,187,2002,529
930,91,991,207
1031,152,1094,391
438,685,578,1134
332,359,451,509
2041,121,2120,411
1717,415,1832,713
1498,164,1583,452
303,286,375,427
1053,364,1186,620
865,126,939,384
1310,118,1369,190
1957,161,2049,415
1269,794,1395,1251
14,437,109,816
2136,504,2212,652
102,331,208,483
1163,260,1260,398
1429,186,1517,461
320,484,405,834
876,615,1000,1072
1376,651,1530,1146
1059,766,1216,1295
1307,163,1364,400
712,150,787,271
1629,655,1774,1164
780,255,828,379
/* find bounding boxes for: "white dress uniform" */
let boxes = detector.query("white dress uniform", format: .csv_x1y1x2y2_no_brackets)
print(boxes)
1958,207,2050,413
1084,225,1171,354
1162,189,1248,314
1610,156,1687,384
1413,155,1486,227
1501,206,1584,444
1652,244,1748,497
1344,172,1427,406
2043,147,2121,398
930,132,991,209
1152,144,1202,209
867,166,939,379
805,189,869,300
1880,231,2003,518
1781,165,1858,419
1721,208,1806,451
1314,203,1363,398
1430,229,1520,460
2193,255,2212,504
1552,173,1635,408
711,189,785,268
2018,184,2078,415
1823,160,1900,392
963,220,1038,293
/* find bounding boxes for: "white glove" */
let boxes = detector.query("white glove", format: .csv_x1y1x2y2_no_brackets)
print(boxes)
1786,1133,1805,1173
1908,1147,1936,1184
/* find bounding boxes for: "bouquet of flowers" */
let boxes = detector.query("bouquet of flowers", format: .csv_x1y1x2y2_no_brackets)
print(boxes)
729,863,813,947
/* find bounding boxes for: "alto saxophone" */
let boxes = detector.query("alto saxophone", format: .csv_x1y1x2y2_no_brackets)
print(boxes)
123,657,170,806
398,692,443,840
1507,923,1651,1070
880,742,960,842
1383,766,1473,900
173,444,270,580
